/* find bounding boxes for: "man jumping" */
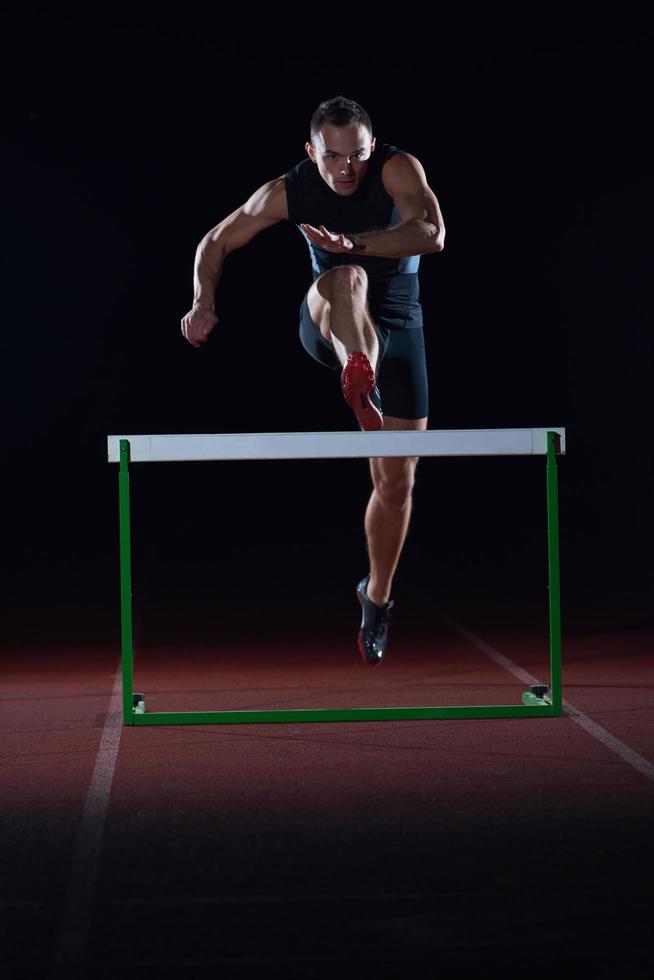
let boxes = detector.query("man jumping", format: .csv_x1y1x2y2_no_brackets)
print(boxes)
181,95,445,666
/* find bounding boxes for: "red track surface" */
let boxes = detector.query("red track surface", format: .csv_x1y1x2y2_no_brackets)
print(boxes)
2,581,653,978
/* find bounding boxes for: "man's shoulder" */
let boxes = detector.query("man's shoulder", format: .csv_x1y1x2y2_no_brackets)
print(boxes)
376,143,413,180
380,150,427,195
379,142,410,160
380,144,413,168
285,156,313,181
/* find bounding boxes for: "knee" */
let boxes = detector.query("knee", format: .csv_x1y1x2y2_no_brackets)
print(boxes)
374,469,416,511
373,456,419,511
326,264,368,299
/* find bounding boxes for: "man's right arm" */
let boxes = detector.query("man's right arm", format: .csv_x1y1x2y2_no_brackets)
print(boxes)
182,175,289,347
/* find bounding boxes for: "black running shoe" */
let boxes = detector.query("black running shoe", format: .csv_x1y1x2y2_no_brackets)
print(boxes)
356,575,394,666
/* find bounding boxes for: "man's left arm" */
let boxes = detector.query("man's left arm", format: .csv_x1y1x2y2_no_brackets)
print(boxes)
349,153,445,257
299,154,445,257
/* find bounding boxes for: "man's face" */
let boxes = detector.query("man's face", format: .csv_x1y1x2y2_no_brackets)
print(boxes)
306,123,376,196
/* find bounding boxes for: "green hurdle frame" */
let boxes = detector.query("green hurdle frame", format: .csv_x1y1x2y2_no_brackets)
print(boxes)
114,429,563,726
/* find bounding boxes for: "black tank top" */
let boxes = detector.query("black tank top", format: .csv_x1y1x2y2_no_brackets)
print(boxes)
285,142,421,308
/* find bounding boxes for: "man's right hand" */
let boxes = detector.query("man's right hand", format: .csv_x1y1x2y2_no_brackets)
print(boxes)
181,305,219,348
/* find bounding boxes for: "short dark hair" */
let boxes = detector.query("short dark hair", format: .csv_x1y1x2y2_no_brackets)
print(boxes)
310,96,373,144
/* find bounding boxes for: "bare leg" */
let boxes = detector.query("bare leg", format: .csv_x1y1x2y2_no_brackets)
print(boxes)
308,265,379,370
308,267,425,602
365,415,428,606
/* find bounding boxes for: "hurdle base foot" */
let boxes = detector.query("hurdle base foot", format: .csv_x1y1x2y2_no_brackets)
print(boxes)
522,690,552,707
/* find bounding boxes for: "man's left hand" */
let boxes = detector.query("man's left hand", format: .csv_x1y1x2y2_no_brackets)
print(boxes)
300,223,360,253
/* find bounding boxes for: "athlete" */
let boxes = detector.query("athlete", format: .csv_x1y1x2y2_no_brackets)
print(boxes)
181,95,445,666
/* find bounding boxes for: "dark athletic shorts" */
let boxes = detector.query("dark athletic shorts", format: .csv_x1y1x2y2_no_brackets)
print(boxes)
298,288,429,420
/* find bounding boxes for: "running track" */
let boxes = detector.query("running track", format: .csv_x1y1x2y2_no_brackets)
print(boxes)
2,574,653,978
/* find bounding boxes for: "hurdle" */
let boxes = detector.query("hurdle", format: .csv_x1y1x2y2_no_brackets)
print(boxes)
108,428,565,726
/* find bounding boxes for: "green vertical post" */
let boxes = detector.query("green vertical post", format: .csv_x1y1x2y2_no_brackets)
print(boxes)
119,439,135,725
546,431,563,714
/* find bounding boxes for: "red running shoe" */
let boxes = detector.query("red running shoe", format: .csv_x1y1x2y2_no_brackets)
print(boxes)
341,351,383,431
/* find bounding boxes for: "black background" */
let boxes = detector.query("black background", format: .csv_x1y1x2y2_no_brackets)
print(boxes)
2,7,654,630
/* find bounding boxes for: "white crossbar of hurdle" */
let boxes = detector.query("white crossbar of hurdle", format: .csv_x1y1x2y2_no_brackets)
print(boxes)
108,428,565,726
107,428,565,463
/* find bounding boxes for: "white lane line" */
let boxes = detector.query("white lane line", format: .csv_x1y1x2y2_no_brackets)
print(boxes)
51,663,123,970
417,595,654,785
